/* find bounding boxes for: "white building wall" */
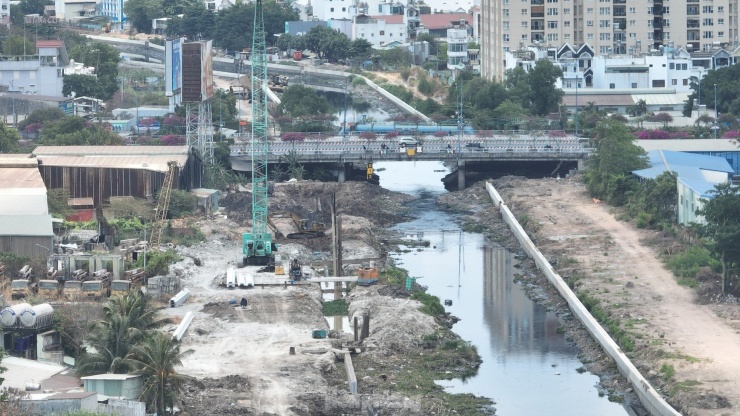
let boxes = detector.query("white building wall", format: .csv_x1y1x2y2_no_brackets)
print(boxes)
353,19,407,46
447,27,469,68
314,0,355,21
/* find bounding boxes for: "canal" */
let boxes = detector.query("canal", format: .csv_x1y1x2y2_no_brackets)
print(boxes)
376,160,631,416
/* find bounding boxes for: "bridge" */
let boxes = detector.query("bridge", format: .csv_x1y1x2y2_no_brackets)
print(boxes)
229,134,590,188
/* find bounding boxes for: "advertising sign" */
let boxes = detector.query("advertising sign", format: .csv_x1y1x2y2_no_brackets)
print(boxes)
165,38,183,97
202,40,214,100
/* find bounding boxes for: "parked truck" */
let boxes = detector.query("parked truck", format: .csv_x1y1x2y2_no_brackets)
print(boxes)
10,280,34,299
82,280,110,300
38,280,61,299
64,281,82,301
110,280,132,297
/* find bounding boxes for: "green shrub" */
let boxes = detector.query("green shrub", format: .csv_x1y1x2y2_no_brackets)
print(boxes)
322,299,349,316
667,246,718,278
635,212,652,229
660,363,675,381
400,69,411,81
417,78,433,96
137,249,180,277
351,77,366,86
411,291,445,316
165,189,198,218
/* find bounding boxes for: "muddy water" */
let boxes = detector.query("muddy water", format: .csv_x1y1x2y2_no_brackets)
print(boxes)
376,161,631,416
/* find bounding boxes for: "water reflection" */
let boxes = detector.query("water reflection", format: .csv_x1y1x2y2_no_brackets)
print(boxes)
378,161,629,416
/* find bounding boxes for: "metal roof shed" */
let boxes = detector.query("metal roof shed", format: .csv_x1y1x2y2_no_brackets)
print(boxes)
81,373,143,401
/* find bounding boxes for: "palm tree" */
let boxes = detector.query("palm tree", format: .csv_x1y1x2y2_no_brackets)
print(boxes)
77,314,143,376
105,293,164,332
126,332,198,416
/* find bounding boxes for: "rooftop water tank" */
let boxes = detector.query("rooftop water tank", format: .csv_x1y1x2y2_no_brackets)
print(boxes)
19,303,54,328
0,303,32,327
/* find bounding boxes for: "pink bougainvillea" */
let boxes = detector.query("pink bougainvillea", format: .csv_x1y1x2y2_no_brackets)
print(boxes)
384,131,399,139
359,132,377,140
635,130,670,140
281,132,306,142
548,130,567,137
161,134,186,145
433,130,447,137
723,130,740,139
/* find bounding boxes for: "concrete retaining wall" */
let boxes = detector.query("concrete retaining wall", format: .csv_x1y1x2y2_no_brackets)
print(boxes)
485,181,680,416
360,77,431,123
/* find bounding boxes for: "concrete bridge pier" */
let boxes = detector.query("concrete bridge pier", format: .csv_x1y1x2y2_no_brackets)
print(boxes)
337,162,349,183
457,161,466,190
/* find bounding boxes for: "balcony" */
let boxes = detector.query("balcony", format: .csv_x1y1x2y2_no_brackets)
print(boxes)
687,20,700,27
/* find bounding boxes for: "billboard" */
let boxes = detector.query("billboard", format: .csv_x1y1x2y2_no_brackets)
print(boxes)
165,38,184,99
182,41,214,102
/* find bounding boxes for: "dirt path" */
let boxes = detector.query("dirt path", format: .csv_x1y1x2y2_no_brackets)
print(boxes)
500,177,740,415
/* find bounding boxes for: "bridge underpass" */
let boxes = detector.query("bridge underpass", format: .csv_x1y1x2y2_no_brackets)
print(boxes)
230,135,589,189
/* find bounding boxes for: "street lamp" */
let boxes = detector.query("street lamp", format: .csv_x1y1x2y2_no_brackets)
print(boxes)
9,80,16,127
575,77,579,137
713,83,718,139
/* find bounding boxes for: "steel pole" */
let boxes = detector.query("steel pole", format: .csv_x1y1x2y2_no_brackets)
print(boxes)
575,80,579,137
714,83,717,139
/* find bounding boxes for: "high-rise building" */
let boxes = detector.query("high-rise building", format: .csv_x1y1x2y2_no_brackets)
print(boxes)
481,0,739,80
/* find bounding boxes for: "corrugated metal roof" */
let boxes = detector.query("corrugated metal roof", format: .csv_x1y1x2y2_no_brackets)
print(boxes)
0,167,46,189
633,150,733,196
631,93,691,106
0,215,53,236
33,146,189,156
562,94,635,106
36,155,188,173
637,138,740,152
0,195,49,216
81,374,142,380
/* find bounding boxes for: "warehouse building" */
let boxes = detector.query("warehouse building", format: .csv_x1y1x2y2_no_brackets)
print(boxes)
0,156,54,257
32,146,201,207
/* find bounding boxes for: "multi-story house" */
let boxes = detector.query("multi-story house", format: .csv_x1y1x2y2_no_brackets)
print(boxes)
0,40,68,97
481,0,739,81
353,14,407,46
1,0,10,25
98,0,126,29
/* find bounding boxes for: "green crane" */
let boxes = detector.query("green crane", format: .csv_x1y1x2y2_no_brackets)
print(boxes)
241,0,276,266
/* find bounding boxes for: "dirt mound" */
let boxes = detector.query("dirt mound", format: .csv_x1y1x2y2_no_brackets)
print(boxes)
181,375,253,416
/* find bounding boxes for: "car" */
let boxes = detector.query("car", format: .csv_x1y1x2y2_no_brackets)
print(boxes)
397,137,419,146
465,142,483,149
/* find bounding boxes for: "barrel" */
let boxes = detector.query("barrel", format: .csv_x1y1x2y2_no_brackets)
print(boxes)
0,303,32,327
19,303,54,327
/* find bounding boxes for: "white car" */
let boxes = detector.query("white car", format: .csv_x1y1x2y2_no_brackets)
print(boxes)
397,137,418,146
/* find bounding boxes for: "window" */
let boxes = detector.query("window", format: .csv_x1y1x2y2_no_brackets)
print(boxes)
587,7,593,13
587,20,594,26
647,7,653,14
547,33,559,41
664,19,669,27
522,34,529,39
648,20,653,27
379,30,385,35
703,18,713,26
521,8,528,14
718,6,724,12
599,7,610,14
330,7,334,11
703,6,713,13
629,20,635,26
588,33,594,39
629,7,635,13
629,32,636,38
599,19,610,27
564,21,571,27
564,8,570,13
682,63,687,70
632,83,638,88
669,63,675,69
564,33,571,39
609,83,615,89
600,32,611,40
718,18,724,25
547,7,558,14
547,20,558,28
718,31,725,37
504,8,510,15
342,7,346,11
503,21,510,29
503,34,510,41
703,31,713,38
504,0,510,3
663,7,669,14
648,32,654,39
522,21,528,27
504,47,510,52
672,79,677,85
547,0,558,3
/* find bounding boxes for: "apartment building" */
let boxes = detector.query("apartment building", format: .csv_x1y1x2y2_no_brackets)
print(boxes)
0,40,68,97
353,14,408,46
481,0,739,80
1,0,10,25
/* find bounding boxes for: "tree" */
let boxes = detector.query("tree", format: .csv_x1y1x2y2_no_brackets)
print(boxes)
277,85,330,118
697,182,740,294
63,74,105,100
18,107,66,131
0,122,21,153
124,0,163,33
69,42,120,100
527,60,564,116
126,332,197,416
165,189,197,218
504,67,532,110
584,120,648,203
40,116,123,145
77,314,142,376
651,112,673,128
349,38,373,60
303,26,351,62
2,36,34,56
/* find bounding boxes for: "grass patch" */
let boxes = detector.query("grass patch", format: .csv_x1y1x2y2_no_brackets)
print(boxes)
322,299,349,316
462,222,486,233
578,291,635,352
379,265,408,285
668,380,702,397
411,291,445,316
661,352,701,363
660,363,675,381
677,277,699,288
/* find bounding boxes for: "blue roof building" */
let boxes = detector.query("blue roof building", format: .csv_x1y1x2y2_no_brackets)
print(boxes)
633,150,734,225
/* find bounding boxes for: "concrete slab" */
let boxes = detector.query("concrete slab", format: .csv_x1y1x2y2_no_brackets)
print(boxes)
3,357,66,390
